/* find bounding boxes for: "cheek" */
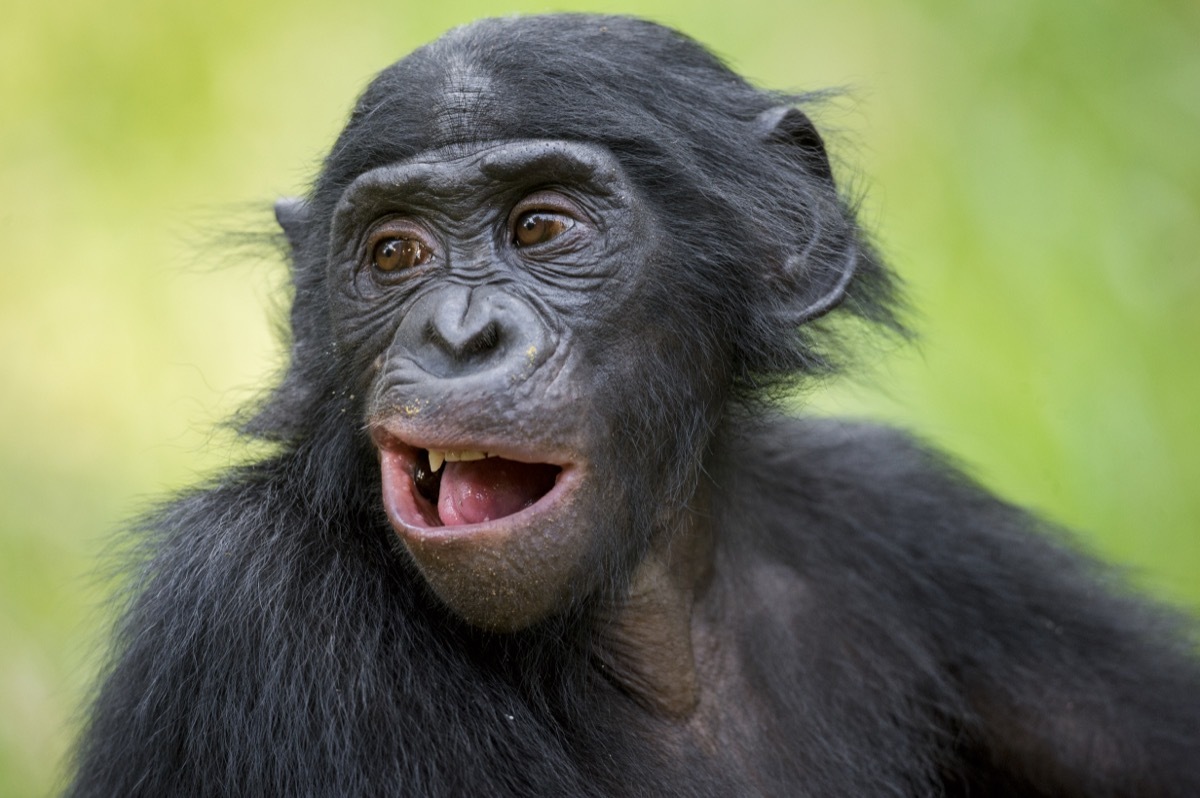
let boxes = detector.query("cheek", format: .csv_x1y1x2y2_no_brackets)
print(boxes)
330,300,414,389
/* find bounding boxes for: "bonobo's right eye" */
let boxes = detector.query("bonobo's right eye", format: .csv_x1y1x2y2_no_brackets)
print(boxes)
373,237,431,272
365,221,434,277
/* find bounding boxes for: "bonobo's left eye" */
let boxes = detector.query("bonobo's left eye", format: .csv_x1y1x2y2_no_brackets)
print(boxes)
509,191,581,248
513,212,574,247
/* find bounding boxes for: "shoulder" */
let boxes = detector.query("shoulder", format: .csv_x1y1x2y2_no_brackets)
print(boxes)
714,415,1051,567
733,415,970,502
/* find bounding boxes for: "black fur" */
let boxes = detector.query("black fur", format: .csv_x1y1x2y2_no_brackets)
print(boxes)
69,15,1200,797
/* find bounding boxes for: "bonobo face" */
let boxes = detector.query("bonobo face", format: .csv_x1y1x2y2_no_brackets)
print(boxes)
327,139,660,630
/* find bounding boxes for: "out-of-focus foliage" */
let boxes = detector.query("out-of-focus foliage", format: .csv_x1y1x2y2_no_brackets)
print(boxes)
1,0,1196,794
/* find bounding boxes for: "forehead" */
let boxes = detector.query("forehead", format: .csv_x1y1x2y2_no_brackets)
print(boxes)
428,52,498,147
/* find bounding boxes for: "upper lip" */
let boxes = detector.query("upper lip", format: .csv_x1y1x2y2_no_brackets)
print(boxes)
369,422,573,467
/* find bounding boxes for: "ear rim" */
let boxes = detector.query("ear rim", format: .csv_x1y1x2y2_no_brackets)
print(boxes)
274,196,311,251
755,105,834,184
789,247,858,324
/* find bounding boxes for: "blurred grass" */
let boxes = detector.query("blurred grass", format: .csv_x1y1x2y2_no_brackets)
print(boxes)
1,0,1196,794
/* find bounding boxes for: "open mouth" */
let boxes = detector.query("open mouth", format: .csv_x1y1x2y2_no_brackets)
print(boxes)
378,440,566,530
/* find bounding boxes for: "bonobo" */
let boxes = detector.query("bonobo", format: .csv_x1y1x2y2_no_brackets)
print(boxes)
69,14,1200,798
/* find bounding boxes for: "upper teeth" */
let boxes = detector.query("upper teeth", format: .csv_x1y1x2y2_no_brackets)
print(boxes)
427,450,493,472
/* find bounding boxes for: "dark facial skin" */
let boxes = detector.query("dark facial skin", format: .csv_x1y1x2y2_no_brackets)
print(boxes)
329,140,664,630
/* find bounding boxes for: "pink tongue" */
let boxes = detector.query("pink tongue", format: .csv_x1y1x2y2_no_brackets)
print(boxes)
437,458,559,526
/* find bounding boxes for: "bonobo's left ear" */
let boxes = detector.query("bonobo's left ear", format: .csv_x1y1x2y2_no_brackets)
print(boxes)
755,106,834,185
274,196,311,251
756,106,856,324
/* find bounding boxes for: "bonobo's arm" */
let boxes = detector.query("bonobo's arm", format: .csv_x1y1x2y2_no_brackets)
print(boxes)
936,505,1200,797
753,419,1200,797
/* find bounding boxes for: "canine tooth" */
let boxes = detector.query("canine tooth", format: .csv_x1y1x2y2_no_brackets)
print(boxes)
427,450,445,472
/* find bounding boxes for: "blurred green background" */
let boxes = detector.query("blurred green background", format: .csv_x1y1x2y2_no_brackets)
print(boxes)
1,0,1197,793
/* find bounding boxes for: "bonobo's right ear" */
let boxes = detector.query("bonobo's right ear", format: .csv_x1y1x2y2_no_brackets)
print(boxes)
755,106,834,185
247,195,320,441
274,196,311,251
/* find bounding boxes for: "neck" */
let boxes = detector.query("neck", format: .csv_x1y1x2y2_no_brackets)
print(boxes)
591,501,714,718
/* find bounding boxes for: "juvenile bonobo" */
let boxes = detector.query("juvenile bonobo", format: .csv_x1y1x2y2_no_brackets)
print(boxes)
69,14,1200,798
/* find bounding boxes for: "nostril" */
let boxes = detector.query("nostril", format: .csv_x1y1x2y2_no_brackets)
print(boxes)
463,322,500,357
425,318,502,361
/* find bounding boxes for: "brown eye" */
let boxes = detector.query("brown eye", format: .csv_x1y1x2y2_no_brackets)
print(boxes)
373,237,430,272
514,212,573,247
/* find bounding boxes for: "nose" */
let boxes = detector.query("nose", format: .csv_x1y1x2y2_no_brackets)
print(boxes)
391,285,553,382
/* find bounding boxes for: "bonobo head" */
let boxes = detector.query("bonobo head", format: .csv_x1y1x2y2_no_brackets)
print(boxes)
263,15,900,630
